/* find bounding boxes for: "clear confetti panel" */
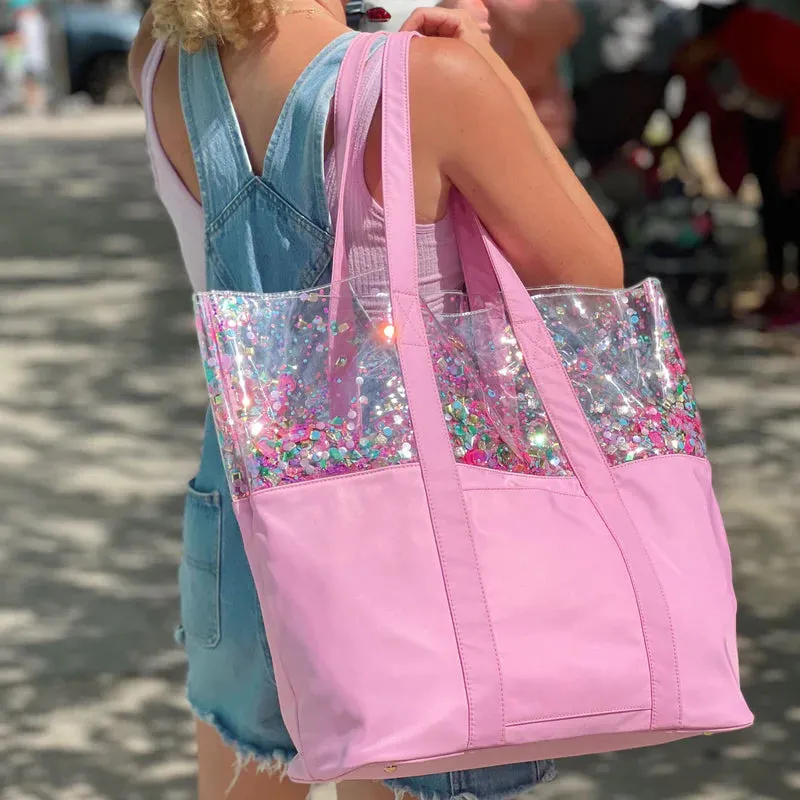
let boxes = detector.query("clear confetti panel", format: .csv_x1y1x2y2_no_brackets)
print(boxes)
426,297,571,476
194,288,416,500
194,278,701,500
531,279,707,465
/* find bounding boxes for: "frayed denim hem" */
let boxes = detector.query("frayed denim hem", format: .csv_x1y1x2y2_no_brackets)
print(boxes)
385,761,557,800
188,697,295,793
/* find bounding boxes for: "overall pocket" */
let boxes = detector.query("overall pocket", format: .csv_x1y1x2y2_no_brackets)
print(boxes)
179,479,222,648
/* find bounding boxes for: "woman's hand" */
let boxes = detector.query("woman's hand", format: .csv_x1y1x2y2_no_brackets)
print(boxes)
401,5,492,56
437,0,491,38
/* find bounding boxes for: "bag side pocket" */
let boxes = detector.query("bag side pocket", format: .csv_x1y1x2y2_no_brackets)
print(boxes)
179,479,222,648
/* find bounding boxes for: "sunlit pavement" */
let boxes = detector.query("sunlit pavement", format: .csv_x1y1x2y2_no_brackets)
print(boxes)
0,110,797,800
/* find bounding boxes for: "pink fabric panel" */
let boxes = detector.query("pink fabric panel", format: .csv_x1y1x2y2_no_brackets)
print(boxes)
451,195,684,731
613,457,754,731
239,465,468,781
293,724,689,782
464,486,651,725
457,465,582,494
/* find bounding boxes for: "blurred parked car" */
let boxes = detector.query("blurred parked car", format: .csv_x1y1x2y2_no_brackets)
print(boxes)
346,1,417,31
60,2,140,105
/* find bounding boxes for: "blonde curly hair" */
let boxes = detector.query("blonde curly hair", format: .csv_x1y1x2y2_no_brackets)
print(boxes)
151,0,282,53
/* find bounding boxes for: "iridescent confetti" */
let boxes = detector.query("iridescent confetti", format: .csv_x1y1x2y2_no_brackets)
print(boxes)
425,306,570,476
531,279,706,466
194,278,705,500
195,290,417,500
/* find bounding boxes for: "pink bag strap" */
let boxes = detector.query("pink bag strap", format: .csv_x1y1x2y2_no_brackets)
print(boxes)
379,33,506,749
379,34,682,730
327,33,386,417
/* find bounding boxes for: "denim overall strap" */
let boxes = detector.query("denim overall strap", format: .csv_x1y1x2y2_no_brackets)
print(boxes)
179,43,253,223
262,32,358,230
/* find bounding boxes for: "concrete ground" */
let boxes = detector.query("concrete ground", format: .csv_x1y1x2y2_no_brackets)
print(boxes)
0,109,797,800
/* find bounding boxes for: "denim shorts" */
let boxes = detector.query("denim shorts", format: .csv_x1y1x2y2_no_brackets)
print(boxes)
176,472,555,800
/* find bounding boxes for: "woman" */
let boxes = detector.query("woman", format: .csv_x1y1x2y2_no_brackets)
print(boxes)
9,0,48,113
128,1,621,797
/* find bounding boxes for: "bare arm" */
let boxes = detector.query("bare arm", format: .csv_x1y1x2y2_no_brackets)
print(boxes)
128,8,155,103
409,34,623,288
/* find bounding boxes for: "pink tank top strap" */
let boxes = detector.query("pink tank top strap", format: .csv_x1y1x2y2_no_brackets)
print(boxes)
141,38,168,193
142,38,167,119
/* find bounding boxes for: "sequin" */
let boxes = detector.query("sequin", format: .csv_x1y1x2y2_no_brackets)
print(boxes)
194,290,418,500
194,278,706,500
531,279,706,466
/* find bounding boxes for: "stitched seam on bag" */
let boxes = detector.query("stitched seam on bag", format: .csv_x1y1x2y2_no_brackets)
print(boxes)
270,632,309,779
321,727,734,782
459,465,580,485
609,452,710,470
242,462,419,499
606,469,683,729
392,34,506,745
538,330,682,730
506,706,650,726
463,486,586,498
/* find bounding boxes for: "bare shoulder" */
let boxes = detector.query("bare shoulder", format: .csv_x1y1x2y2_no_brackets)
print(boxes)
128,9,156,102
406,36,518,167
408,36,501,111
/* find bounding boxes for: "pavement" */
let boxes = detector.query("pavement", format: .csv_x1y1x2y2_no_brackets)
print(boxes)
0,109,798,800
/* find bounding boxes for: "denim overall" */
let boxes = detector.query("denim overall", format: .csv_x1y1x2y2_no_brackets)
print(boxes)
177,31,553,797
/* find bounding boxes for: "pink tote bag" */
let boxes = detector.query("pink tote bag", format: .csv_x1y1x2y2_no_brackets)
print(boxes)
193,32,753,783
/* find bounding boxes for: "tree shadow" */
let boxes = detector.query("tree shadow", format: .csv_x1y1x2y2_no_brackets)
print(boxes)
0,126,201,798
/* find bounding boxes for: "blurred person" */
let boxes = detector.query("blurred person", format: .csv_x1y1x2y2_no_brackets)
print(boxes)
128,0,622,797
486,0,582,148
0,0,23,110
440,0,580,147
569,0,697,173
9,0,47,112
675,0,800,327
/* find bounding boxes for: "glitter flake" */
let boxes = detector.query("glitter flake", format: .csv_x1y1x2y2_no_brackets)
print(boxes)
195,279,706,500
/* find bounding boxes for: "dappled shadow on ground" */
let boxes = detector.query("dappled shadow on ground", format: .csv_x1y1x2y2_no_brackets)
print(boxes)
0,127,200,799
538,329,800,800
0,120,797,799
